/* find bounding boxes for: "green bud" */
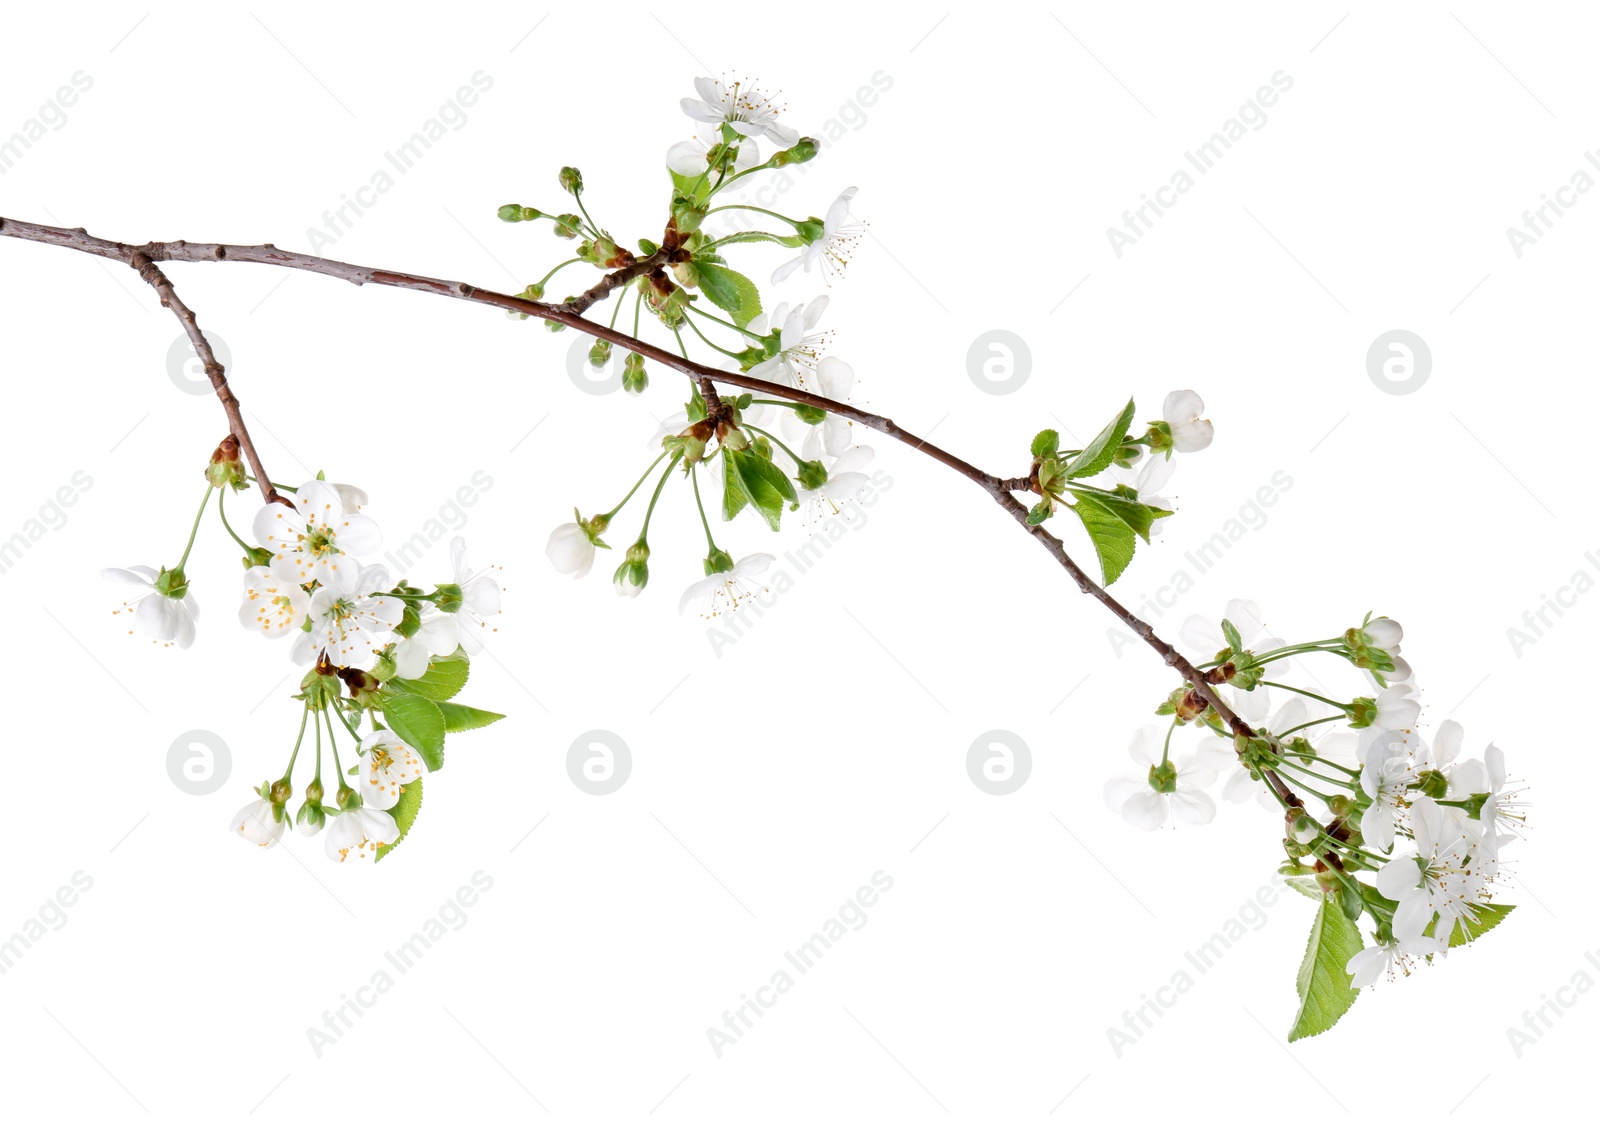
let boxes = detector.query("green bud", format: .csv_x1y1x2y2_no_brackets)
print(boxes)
793,217,826,244
1147,761,1179,794
1415,769,1448,799
553,214,582,239
1113,444,1142,469
434,582,464,615
1026,500,1053,526
335,784,360,812
498,203,542,222
559,166,583,193
268,778,293,807
703,547,736,575
796,459,829,491
614,541,650,597
623,353,648,396
789,403,826,426
521,281,545,301
588,339,613,368
773,137,819,166
153,565,189,600
299,669,343,709
1348,696,1377,728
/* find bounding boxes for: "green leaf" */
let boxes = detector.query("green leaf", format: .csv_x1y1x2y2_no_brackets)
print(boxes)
725,449,797,531
1221,619,1244,652
1288,896,1363,1042
721,451,750,521
381,692,447,772
1070,492,1137,586
1434,903,1515,947
694,262,763,328
375,776,422,862
1283,876,1323,901
1026,500,1053,526
1031,429,1059,457
1064,485,1168,542
671,169,712,206
1064,399,1136,479
389,647,470,702
436,701,505,733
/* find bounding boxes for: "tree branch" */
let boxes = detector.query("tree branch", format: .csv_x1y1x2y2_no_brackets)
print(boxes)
125,250,287,505
0,214,1298,812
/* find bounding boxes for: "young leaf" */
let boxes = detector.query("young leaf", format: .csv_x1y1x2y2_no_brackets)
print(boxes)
1435,903,1515,947
389,647,470,702
1064,485,1168,542
375,776,423,862
670,168,712,206
1221,619,1244,652
1031,429,1060,457
381,692,447,772
694,262,763,328
1070,492,1137,586
436,701,505,734
726,449,797,531
721,451,750,521
1283,876,1323,901
1287,896,1363,1042
1064,399,1136,479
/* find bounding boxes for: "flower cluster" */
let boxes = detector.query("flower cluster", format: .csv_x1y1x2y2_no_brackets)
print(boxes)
501,78,875,619
1102,599,1525,1036
102,440,505,863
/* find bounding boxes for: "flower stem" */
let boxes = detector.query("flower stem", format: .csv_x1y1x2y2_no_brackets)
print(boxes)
604,451,671,520
691,465,717,552
1260,681,1351,712
743,424,807,467
280,700,311,782
174,483,216,571
638,453,683,540
704,204,801,226
537,258,583,289
683,312,745,359
216,488,254,555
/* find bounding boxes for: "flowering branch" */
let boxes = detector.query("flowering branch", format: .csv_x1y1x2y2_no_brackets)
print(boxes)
0,75,1525,1041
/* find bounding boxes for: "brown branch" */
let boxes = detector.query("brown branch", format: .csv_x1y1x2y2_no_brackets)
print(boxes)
125,251,286,505
0,214,1299,810
565,249,668,314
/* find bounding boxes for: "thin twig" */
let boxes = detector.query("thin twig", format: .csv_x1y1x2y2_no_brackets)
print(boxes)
125,250,286,505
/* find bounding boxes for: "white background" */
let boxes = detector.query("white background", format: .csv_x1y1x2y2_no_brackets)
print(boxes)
0,2,1591,1122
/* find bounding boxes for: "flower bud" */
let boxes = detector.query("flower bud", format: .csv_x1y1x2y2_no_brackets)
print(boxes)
613,542,650,598
1146,761,1178,794
588,339,613,369
206,436,248,490
559,166,583,193
1287,809,1322,844
521,282,545,301
553,214,583,239
498,203,541,222
772,138,818,166
622,352,648,396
